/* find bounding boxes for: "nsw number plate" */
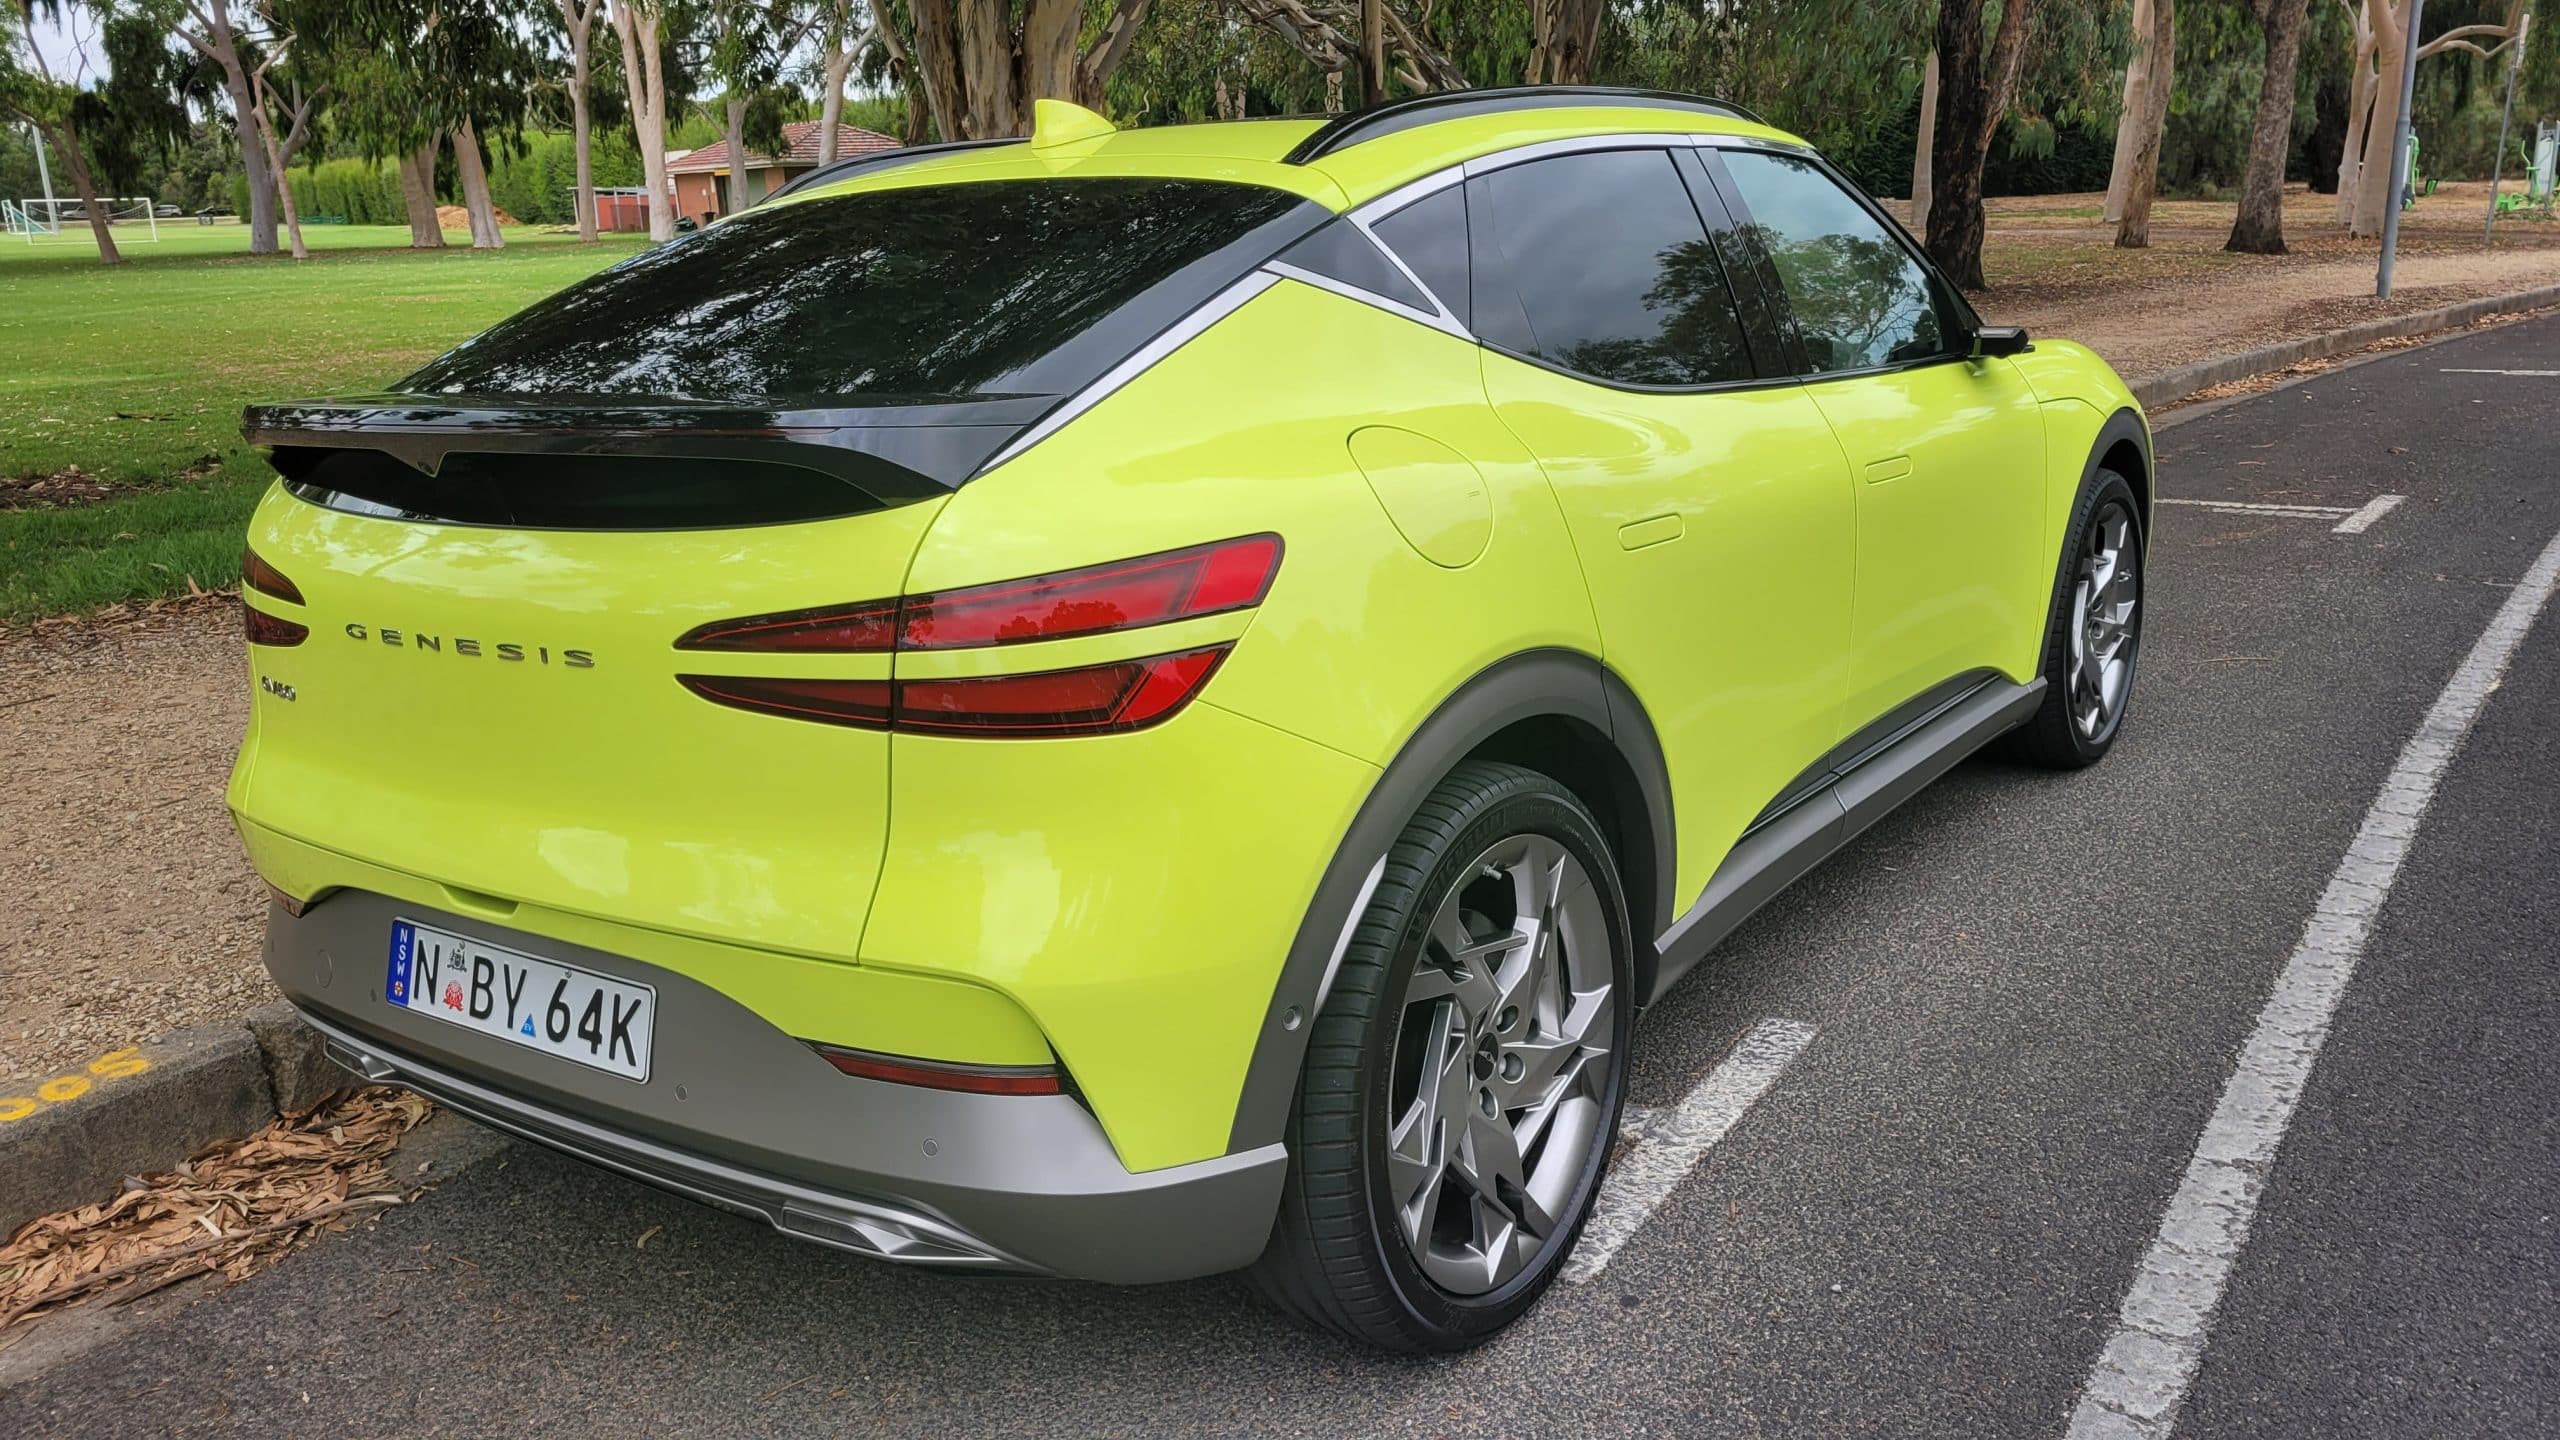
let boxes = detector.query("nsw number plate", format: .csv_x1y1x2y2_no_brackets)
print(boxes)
387,920,654,1081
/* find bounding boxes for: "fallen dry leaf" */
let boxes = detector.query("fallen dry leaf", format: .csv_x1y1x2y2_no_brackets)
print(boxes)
0,1087,434,1329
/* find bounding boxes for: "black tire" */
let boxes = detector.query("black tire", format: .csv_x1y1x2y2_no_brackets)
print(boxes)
1997,467,2146,769
1249,760,1634,1353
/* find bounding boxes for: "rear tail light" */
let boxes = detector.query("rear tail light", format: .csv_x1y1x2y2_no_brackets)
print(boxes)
678,645,1228,737
675,535,1278,736
241,546,305,604
243,606,309,647
811,1043,1064,1096
675,534,1281,654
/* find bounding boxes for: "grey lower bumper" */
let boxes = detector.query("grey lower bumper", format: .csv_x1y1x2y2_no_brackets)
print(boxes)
268,892,1286,1284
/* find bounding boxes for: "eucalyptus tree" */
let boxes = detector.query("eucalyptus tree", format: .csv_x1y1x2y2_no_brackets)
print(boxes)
142,0,286,250
2338,0,2531,234
1,0,121,261
1240,0,1464,104
705,0,785,211
2228,0,2315,252
551,0,606,238
607,0,682,238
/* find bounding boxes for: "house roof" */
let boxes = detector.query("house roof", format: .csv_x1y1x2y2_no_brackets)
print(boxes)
667,121,900,174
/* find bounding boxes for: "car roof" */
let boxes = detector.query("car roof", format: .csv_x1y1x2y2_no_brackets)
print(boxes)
776,90,1808,216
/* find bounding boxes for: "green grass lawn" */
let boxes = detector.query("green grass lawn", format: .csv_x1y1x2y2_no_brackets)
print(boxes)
1,224,644,622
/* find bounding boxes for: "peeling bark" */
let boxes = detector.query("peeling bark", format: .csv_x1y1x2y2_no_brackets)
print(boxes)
2229,0,2312,253
2114,0,2176,248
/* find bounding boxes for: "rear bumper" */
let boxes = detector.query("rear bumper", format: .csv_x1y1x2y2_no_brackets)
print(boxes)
266,892,1286,1283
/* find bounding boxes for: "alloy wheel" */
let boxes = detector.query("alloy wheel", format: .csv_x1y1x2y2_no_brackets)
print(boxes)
2068,499,2140,741
1383,833,1617,1295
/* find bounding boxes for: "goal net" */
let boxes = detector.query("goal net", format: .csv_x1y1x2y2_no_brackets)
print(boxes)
11,197,162,243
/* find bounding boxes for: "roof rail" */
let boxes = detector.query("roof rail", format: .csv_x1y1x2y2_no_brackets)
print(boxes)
767,137,1025,201
1281,86,1768,166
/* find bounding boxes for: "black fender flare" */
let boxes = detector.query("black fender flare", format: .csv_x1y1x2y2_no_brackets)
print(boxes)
1224,648,1675,1153
2089,405,2155,518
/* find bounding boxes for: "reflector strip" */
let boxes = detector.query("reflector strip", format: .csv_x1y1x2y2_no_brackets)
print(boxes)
812,1044,1064,1096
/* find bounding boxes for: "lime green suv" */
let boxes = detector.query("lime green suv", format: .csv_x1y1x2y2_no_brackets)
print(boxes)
231,87,2148,1351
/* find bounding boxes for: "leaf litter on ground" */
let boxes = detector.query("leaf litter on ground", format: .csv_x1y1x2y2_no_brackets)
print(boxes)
0,1086,434,1329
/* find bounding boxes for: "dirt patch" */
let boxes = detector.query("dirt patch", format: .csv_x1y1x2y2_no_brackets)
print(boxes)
0,601,265,1084
0,468,121,511
433,203,519,229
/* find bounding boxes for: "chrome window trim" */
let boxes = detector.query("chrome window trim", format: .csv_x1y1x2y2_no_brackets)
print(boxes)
976,132,1831,477
1262,260,1471,342
976,270,1280,475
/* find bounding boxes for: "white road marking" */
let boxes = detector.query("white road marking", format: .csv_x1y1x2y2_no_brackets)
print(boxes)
2331,494,2407,535
1563,1017,1816,1285
2440,367,2560,377
2065,523,2560,1440
2156,495,2407,535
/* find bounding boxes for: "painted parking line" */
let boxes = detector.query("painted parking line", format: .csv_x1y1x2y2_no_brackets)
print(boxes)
1563,1017,1816,1286
2157,495,2407,536
2440,367,2560,377
2064,522,2560,1440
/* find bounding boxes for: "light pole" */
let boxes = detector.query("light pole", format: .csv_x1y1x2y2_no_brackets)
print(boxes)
2376,0,2425,298
2486,12,2529,241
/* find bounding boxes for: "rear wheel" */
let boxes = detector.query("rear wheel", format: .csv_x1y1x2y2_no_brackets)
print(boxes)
2000,468,2145,769
1251,761,1633,1352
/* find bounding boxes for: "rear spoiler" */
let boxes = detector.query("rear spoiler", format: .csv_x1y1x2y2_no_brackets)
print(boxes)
241,393,1053,530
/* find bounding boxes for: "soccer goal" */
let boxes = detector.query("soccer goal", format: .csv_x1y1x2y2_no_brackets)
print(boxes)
12,196,162,244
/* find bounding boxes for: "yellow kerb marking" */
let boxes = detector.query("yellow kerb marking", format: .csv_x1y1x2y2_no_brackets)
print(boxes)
89,1048,150,1078
37,1075,92,1103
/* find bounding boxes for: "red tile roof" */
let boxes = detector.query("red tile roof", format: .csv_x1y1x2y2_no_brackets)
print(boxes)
667,121,901,174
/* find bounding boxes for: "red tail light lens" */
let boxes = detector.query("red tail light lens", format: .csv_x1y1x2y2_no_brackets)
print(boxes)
243,606,309,647
900,534,1281,650
898,646,1228,737
677,674,893,728
811,1043,1064,1096
676,644,1228,737
241,547,304,604
672,597,899,654
672,534,1282,655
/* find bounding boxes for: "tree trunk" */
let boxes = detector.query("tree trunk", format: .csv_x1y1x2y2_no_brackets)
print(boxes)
1925,0,1994,290
1019,0,1079,109
2305,51,2347,193
1981,0,2033,150
2337,4,2378,224
1912,49,1938,231
454,120,505,248
817,39,849,165
398,137,446,248
565,6,598,241
2349,0,2402,237
957,0,1022,135
910,0,965,141
2103,0,2154,224
215,59,277,253
611,0,675,241
723,97,756,212
1360,0,1387,106
1076,0,1156,106
2114,0,2176,247
248,72,308,260
1529,0,1606,85
39,118,123,265
2228,0,2312,253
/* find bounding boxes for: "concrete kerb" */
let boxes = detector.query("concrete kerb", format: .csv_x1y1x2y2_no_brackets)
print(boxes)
1,1003,339,1237
2129,282,2560,411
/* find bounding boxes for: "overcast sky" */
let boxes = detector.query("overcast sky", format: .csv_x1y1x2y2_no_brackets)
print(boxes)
22,6,110,87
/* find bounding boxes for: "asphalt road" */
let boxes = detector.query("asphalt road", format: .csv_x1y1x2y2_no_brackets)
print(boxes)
8,315,2559,1439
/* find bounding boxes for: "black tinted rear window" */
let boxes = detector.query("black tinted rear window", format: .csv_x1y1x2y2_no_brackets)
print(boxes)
404,178,1313,404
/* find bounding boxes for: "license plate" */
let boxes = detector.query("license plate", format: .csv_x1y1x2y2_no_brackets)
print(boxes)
386,920,654,1081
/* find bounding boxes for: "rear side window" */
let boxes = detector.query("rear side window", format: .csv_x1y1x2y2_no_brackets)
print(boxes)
1371,187,1470,326
1470,149,1754,388
404,178,1313,403
1713,151,1953,373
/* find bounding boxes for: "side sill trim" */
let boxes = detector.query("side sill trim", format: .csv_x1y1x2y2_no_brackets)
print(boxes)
1648,675,2045,1005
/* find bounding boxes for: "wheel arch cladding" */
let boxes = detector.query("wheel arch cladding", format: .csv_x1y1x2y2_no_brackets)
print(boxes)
1226,648,1674,1153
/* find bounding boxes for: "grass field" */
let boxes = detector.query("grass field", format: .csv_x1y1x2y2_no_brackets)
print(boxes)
1,224,643,622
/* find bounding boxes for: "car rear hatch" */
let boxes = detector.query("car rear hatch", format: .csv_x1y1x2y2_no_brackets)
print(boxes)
232,169,1325,963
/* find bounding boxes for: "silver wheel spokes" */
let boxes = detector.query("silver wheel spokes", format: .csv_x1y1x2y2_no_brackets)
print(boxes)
2068,503,2139,740
1385,834,1615,1296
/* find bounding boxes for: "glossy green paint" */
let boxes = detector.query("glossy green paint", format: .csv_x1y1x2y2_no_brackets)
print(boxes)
231,100,2146,1180
1479,349,1856,906
1805,355,2049,729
